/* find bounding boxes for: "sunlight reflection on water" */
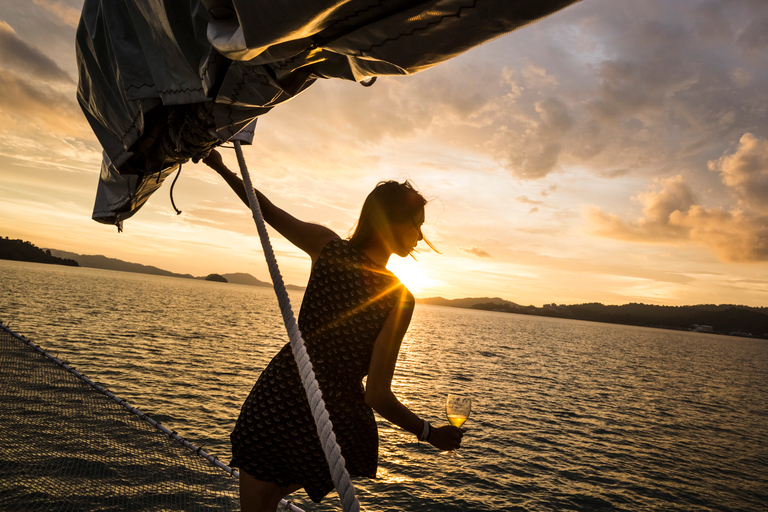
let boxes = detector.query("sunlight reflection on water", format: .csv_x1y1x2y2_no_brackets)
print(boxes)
2,259,767,511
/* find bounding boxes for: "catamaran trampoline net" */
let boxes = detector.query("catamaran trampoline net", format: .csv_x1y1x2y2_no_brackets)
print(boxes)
0,322,239,511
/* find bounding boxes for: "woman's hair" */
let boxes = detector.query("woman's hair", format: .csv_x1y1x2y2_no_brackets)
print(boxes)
349,180,436,253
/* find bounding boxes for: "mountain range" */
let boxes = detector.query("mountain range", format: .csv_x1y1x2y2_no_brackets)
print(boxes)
47,249,306,290
1,236,304,288
2,237,765,337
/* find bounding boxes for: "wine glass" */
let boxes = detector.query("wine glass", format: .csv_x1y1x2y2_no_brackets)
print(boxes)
445,394,471,455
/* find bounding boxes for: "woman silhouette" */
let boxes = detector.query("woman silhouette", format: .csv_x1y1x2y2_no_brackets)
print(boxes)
204,150,464,512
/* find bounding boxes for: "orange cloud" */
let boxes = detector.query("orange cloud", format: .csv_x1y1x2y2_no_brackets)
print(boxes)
708,133,768,214
586,176,692,244
460,246,493,258
680,206,768,263
587,151,768,262
515,195,543,205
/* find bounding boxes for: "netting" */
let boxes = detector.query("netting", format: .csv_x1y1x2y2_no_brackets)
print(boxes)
0,321,298,511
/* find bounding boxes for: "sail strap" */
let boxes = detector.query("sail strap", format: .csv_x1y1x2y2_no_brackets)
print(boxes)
233,141,360,512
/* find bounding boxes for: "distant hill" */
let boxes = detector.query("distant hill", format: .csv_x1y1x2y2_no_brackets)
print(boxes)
49,249,305,291
417,297,518,309
1,237,78,267
419,297,768,339
51,250,195,279
215,272,305,291
221,272,270,287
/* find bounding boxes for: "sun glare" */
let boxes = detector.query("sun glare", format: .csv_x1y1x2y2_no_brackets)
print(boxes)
387,258,433,294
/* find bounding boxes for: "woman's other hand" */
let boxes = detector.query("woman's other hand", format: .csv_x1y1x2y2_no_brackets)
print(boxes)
202,149,224,172
428,425,466,451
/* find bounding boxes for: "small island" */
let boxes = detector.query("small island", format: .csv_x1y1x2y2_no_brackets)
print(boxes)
0,237,78,267
205,273,228,283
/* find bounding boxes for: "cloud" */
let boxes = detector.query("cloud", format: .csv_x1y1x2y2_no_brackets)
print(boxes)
586,175,693,242
708,133,768,214
515,196,543,206
0,66,89,139
680,206,768,262
395,1,768,183
460,246,493,259
586,145,768,262
213,0,768,199
737,15,768,50
0,20,72,82
32,0,81,29
490,96,574,179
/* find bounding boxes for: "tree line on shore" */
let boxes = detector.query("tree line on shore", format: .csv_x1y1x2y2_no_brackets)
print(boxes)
418,297,767,339
0,237,78,266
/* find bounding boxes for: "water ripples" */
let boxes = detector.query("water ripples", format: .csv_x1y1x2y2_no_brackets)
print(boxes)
2,260,767,511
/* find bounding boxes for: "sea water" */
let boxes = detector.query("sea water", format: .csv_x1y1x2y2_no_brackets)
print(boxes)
1,259,766,511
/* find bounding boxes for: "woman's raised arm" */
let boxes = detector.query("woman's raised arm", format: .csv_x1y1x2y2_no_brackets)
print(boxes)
203,150,339,263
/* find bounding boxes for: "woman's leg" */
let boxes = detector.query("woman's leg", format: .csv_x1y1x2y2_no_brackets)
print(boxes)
239,469,303,512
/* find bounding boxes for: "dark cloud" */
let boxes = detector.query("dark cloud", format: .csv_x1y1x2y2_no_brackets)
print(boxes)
461,1,768,182
693,2,733,41
0,20,72,82
31,0,81,29
737,16,768,50
0,67,87,137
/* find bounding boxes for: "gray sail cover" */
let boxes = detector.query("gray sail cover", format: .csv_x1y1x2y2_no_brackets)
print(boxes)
76,0,580,227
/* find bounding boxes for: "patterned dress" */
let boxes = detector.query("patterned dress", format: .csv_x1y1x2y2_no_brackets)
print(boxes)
230,239,405,502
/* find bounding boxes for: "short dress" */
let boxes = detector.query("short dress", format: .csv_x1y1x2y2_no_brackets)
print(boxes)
230,238,405,502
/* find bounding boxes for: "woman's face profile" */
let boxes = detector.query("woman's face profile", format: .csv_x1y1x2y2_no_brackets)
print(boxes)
389,208,425,258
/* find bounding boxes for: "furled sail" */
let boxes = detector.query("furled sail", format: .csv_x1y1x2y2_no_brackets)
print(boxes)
76,0,581,228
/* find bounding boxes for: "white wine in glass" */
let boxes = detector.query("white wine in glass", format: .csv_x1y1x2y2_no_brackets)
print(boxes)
446,394,471,428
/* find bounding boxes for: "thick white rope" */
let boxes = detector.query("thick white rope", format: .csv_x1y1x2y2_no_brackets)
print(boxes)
233,141,360,512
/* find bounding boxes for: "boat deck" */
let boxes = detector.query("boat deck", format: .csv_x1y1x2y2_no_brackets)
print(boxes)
0,321,239,511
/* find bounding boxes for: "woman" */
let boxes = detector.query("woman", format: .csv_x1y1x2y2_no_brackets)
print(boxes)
204,150,464,512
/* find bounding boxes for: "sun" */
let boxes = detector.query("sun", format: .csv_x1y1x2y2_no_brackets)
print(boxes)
387,257,433,294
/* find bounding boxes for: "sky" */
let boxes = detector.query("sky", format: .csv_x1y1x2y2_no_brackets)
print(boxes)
1,0,767,307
